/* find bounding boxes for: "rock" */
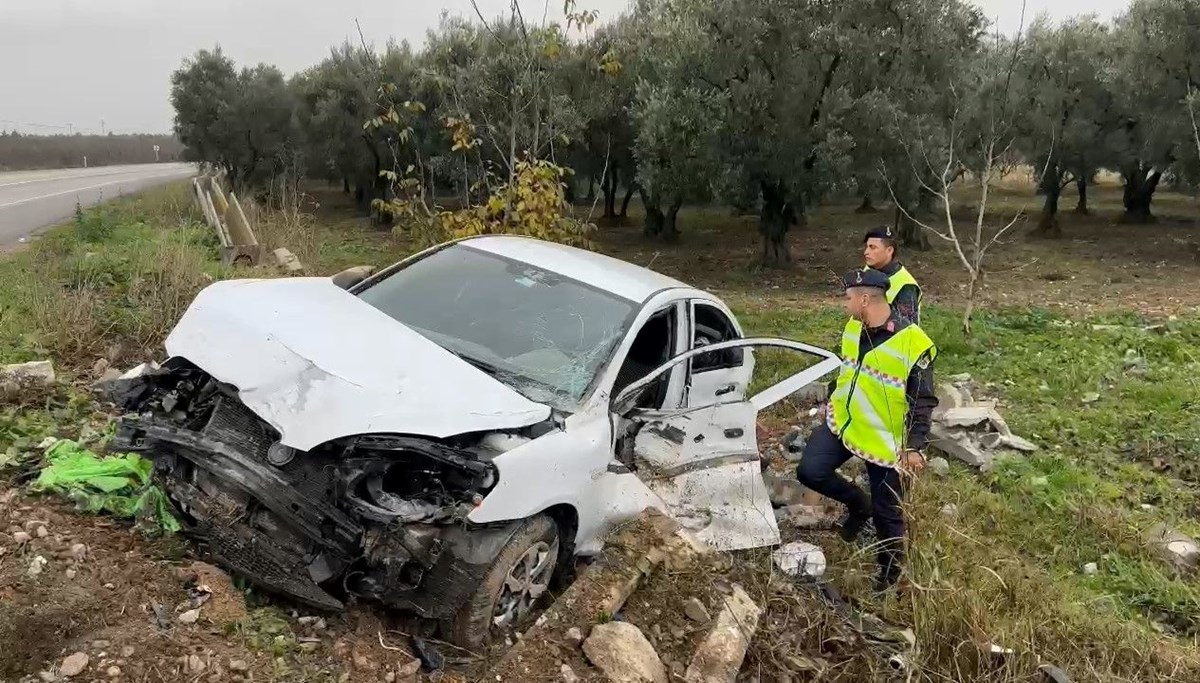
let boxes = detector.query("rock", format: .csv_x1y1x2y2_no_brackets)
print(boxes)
947,373,972,383
120,647,135,658
12,530,31,545
298,641,320,653
106,666,121,678
977,432,1003,450
1145,524,1200,570
28,555,47,576
929,424,992,469
91,640,110,649
773,504,828,528
38,671,56,682
228,659,248,672
70,543,88,561
1083,562,1098,576
683,598,711,623
35,525,48,538
396,657,421,677
1000,434,1038,453
187,654,206,673
561,663,580,683
1031,476,1049,487
65,568,77,579
92,358,110,377
781,427,806,457
1,360,55,384
764,474,807,507
177,609,200,624
772,541,826,578
565,626,584,646
929,457,950,477
272,247,304,273
1081,392,1101,405
582,621,667,683
60,652,89,677
684,584,761,683
940,503,959,519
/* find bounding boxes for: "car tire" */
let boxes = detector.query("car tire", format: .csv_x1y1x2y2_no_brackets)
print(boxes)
446,514,560,650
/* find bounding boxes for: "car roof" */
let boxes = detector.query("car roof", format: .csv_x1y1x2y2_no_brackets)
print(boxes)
463,235,692,303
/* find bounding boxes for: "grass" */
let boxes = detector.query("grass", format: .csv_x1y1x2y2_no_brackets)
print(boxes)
2,180,1200,680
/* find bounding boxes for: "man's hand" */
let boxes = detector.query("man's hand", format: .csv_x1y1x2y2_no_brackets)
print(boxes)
899,450,926,474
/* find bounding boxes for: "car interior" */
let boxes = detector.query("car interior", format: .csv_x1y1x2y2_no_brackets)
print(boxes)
612,307,676,409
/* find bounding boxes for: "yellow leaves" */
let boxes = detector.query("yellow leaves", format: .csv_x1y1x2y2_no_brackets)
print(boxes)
445,116,478,153
403,100,426,114
598,50,622,77
544,40,562,60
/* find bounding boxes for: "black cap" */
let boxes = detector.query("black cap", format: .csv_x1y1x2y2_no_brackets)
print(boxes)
864,225,897,242
843,268,890,291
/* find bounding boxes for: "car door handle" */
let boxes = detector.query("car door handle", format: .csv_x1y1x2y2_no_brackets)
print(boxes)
715,383,737,396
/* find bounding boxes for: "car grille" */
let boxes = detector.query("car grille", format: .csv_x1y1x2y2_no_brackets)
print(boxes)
202,394,273,461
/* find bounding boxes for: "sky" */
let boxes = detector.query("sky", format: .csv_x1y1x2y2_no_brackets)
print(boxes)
0,0,1129,136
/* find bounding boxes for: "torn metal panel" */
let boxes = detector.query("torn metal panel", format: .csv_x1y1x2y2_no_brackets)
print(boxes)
633,402,779,551
164,277,553,450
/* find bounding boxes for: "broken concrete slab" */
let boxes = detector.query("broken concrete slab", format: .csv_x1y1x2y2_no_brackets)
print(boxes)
764,474,808,508
771,541,826,578
583,621,667,683
1145,524,1200,571
999,434,1038,453
273,247,304,273
928,424,992,469
932,383,965,419
684,585,761,683
1,360,55,384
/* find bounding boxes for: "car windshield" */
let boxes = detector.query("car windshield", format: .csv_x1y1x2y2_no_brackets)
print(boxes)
356,244,635,410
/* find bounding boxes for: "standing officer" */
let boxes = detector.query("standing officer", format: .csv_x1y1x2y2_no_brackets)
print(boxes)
863,226,922,324
798,269,938,591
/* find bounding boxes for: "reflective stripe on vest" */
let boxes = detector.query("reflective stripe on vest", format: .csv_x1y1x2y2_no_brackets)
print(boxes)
828,318,936,467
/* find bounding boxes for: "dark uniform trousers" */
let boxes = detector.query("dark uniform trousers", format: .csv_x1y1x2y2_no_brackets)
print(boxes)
797,424,905,584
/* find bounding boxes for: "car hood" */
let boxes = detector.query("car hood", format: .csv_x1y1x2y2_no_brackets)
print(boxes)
164,277,553,451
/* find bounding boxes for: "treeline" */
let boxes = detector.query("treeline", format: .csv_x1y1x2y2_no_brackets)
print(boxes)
169,0,1200,255
0,133,183,171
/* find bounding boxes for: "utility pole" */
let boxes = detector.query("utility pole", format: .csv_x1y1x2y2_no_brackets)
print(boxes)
68,123,73,135
100,119,106,135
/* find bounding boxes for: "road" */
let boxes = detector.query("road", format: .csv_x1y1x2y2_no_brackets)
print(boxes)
0,163,196,247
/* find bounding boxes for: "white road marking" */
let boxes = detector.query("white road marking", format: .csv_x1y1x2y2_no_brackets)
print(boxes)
0,170,191,209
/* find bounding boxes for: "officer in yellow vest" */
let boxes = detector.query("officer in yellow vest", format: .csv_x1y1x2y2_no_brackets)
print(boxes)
863,226,922,324
797,268,938,590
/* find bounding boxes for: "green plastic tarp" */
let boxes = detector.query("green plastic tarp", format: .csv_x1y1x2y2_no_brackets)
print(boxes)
33,440,180,533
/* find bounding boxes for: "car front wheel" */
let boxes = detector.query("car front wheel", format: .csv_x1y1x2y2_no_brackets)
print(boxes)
446,514,560,649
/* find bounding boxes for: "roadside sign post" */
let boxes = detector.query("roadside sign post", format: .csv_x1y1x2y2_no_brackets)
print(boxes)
153,145,161,162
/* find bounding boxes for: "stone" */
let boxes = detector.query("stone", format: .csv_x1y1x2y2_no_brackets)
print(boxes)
177,609,200,624
764,474,807,508
1145,524,1200,570
38,671,56,682
28,555,47,576
940,504,959,519
582,621,667,683
1081,392,1101,405
228,659,249,672
65,568,77,579
1,360,56,384
977,432,1004,450
561,663,580,683
1000,434,1038,453
70,543,88,561
565,626,584,646
106,666,121,678
939,406,993,429
12,530,30,545
1083,562,1099,576
92,358,110,377
272,247,304,273
928,424,992,469
947,373,972,384
60,652,89,677
773,504,827,528
120,647,135,658
684,585,761,683
929,457,950,477
35,525,48,538
91,640,110,649
683,598,711,623
772,541,826,578
187,654,206,673
298,641,320,653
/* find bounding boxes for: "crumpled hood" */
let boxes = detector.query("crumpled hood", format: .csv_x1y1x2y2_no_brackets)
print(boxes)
164,277,552,451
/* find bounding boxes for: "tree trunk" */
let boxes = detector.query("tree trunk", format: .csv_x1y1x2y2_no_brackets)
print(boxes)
662,199,683,243
603,166,617,219
586,175,596,203
342,177,351,194
1031,167,1064,239
639,187,664,237
620,183,636,219
855,193,877,214
962,272,979,336
564,179,577,204
1120,164,1162,224
1074,174,1089,215
895,201,930,250
758,182,793,266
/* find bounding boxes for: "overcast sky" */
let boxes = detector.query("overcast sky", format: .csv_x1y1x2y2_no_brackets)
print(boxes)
0,0,1129,136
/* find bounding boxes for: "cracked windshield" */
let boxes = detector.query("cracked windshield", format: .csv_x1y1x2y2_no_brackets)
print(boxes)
357,244,633,408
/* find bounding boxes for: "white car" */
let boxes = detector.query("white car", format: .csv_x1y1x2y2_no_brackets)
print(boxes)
108,235,839,647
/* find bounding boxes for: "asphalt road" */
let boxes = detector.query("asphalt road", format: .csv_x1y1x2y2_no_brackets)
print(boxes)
0,162,196,247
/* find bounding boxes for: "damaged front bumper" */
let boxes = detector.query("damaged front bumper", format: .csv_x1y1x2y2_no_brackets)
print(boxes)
112,389,522,619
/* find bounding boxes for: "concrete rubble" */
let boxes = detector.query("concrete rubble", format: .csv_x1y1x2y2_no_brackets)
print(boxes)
583,622,668,683
1,360,56,384
928,374,1038,471
1145,524,1200,571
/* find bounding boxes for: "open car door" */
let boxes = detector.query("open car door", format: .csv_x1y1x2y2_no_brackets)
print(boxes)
613,338,842,551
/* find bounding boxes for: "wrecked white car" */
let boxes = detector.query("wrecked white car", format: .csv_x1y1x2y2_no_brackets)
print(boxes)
107,235,839,647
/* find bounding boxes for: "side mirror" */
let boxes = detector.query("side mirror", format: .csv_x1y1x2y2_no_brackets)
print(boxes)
332,265,376,290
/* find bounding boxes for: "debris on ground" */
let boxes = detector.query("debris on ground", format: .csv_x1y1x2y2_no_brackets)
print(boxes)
684,584,760,683
1145,524,1200,571
772,541,827,578
928,375,1037,470
582,621,667,683
58,652,88,678
1,360,56,384
31,441,180,532
272,247,304,273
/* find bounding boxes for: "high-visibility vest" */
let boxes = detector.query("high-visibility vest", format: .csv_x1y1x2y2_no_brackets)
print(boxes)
886,265,922,309
826,318,937,467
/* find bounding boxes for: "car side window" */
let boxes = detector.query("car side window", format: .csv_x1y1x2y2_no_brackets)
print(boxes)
691,303,743,372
